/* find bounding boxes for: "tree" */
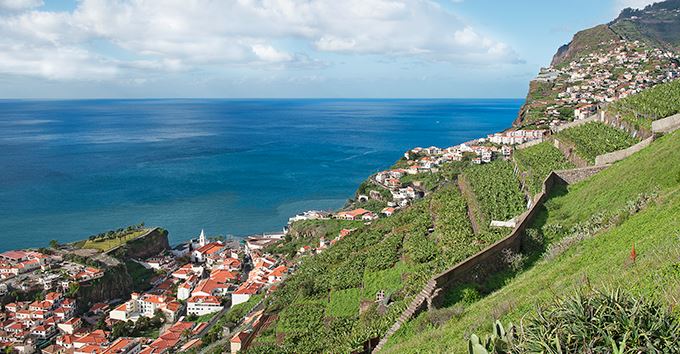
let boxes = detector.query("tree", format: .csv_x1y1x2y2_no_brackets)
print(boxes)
66,282,80,297
49,239,59,249
95,316,107,330
112,321,128,339
181,328,192,340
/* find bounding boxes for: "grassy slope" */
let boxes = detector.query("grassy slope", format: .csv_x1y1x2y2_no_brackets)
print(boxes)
382,130,680,353
82,229,148,252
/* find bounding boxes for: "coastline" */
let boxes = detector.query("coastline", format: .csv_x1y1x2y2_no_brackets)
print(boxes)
0,99,521,251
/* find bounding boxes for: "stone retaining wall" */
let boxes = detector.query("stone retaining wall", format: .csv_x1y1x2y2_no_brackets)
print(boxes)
594,137,653,166
431,172,558,301
651,113,680,134
601,111,653,139
553,165,610,184
551,114,599,133
515,138,544,150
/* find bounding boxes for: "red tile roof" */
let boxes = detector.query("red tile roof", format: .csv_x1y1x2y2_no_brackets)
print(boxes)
195,242,223,255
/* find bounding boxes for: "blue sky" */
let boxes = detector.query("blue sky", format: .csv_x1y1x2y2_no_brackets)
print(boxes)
0,0,659,98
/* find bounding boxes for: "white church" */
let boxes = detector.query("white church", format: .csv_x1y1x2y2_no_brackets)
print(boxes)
171,229,209,257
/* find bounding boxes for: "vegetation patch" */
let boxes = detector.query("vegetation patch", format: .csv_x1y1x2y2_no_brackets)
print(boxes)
514,142,574,196
463,160,525,222
471,289,680,353
125,260,155,292
327,288,361,318
81,225,148,252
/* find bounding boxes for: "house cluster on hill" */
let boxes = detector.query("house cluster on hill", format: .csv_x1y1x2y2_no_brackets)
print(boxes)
529,39,680,126
0,228,292,354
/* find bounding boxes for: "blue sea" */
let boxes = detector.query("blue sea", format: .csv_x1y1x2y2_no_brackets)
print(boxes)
0,99,521,251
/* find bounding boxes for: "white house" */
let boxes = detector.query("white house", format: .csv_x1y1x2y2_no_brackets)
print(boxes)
187,296,223,317
231,283,261,307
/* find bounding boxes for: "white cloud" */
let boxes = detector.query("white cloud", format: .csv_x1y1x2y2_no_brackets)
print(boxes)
614,0,659,12
252,44,293,63
0,0,522,81
0,0,42,12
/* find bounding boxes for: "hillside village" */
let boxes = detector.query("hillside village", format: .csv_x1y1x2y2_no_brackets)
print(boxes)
523,39,680,127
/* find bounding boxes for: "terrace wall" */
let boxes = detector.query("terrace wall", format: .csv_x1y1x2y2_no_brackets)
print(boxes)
601,111,653,139
651,113,680,134
593,114,680,165
430,171,559,301
515,138,544,150
594,137,654,166
551,137,589,168
551,114,599,133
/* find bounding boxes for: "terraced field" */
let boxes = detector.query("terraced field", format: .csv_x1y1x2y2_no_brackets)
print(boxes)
608,79,680,130
513,142,574,196
556,121,639,163
463,160,525,222
382,130,680,353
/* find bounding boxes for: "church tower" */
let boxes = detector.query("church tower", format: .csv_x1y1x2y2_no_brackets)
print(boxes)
199,229,206,247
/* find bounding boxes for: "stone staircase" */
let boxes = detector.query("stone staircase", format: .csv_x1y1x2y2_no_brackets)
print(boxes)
371,279,437,353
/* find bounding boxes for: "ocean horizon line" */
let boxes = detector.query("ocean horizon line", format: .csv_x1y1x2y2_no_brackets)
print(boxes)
0,97,524,101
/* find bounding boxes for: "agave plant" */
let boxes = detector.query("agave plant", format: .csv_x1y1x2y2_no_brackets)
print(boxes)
468,321,515,354
515,288,680,353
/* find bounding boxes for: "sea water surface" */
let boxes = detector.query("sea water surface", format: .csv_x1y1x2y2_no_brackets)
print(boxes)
0,99,521,251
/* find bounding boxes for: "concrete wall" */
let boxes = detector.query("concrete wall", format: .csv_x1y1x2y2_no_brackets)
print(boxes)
515,138,544,150
651,113,680,134
594,137,653,166
551,114,599,133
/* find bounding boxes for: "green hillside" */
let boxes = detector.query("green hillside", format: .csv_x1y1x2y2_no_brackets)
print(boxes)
611,0,680,51
382,129,680,353
555,121,640,163
244,158,533,353
551,24,621,67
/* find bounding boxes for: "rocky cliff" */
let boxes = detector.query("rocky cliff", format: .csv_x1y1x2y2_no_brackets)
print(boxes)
111,227,170,259
76,263,134,313
76,228,169,312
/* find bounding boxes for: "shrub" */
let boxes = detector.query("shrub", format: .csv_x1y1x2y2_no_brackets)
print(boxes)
516,289,680,353
501,249,526,272
471,289,680,353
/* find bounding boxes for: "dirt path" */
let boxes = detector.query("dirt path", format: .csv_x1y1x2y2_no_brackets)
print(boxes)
456,175,483,235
